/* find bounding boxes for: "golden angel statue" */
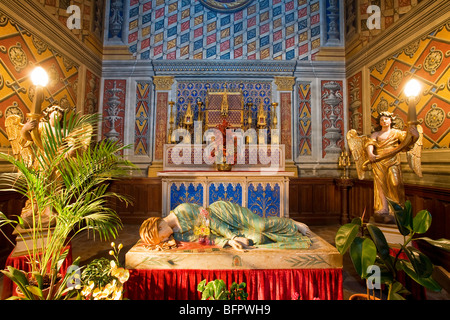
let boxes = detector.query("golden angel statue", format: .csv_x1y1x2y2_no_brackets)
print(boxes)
5,104,92,227
347,111,422,224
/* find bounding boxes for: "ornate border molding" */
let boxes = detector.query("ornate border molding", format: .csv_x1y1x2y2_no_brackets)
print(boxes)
151,60,297,77
153,76,174,91
274,77,296,92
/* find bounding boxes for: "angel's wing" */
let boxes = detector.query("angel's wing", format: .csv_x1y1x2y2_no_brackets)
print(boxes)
346,129,369,180
5,115,23,157
406,124,423,178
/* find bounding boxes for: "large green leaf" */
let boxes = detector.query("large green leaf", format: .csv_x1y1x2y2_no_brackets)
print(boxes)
388,199,411,236
349,237,377,278
335,222,360,255
415,237,450,251
367,223,396,272
404,246,433,278
387,281,409,300
31,272,43,289
26,285,43,298
412,210,432,234
366,224,390,260
351,217,362,226
399,260,441,292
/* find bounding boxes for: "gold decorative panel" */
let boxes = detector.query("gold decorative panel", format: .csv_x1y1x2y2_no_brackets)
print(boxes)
0,13,79,148
369,22,450,149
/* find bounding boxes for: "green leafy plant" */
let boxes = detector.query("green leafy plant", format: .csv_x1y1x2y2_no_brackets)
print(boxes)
0,112,134,299
197,279,248,300
80,242,130,300
335,200,450,300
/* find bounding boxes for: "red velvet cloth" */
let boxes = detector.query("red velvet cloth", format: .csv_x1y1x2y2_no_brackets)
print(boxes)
1,245,73,299
124,268,343,300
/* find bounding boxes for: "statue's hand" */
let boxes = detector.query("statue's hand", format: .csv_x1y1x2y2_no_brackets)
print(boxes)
409,125,419,140
234,237,250,247
22,120,37,132
294,221,312,237
368,153,377,163
228,239,245,252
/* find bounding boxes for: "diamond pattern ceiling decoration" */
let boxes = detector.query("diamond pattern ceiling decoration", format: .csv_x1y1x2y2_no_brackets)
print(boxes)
127,0,322,61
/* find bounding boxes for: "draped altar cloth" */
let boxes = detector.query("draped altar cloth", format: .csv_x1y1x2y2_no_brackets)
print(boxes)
124,232,343,300
124,268,343,300
1,245,73,299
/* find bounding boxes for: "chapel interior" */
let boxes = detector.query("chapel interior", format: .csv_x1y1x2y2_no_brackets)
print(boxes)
0,0,449,300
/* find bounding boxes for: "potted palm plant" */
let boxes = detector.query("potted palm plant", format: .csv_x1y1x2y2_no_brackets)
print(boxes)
0,110,134,300
335,200,450,300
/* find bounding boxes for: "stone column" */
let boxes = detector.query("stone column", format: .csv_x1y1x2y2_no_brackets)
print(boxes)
274,76,297,177
148,76,174,177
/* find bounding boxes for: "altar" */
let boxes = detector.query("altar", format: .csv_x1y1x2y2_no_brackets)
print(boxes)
124,232,343,300
159,170,293,218
159,142,292,217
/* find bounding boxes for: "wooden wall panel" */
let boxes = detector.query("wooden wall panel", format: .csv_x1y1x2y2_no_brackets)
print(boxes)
109,177,162,224
289,178,342,225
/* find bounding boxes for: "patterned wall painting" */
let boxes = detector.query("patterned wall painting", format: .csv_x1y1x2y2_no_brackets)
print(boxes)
280,92,292,159
84,69,100,114
135,82,152,156
369,22,450,149
101,79,126,146
154,91,168,161
321,80,344,157
297,82,311,156
127,0,322,60
0,12,79,147
175,80,273,127
347,71,363,134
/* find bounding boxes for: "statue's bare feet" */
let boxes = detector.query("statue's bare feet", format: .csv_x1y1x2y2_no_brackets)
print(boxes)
294,221,311,237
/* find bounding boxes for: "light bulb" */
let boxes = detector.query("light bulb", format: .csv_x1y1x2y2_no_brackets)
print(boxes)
30,67,49,87
404,79,421,98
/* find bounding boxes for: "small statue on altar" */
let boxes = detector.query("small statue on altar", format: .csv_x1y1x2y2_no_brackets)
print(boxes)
347,111,423,224
139,201,311,251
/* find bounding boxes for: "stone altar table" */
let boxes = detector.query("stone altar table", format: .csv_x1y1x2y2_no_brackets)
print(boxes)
124,232,343,300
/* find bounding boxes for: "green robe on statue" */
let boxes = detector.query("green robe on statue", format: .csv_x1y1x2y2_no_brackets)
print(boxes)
171,201,311,249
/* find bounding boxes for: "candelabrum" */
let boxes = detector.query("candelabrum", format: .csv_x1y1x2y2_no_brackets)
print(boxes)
338,149,351,179
245,102,254,144
167,101,175,144
271,102,279,144
195,100,204,144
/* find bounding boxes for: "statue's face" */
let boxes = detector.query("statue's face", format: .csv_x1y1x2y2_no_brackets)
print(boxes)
49,110,63,127
379,116,392,128
158,220,173,242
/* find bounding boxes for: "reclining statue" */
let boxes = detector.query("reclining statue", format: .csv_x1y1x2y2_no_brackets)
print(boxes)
139,200,312,251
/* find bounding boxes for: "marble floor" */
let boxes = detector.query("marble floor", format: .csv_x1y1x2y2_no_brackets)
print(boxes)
1,223,449,300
